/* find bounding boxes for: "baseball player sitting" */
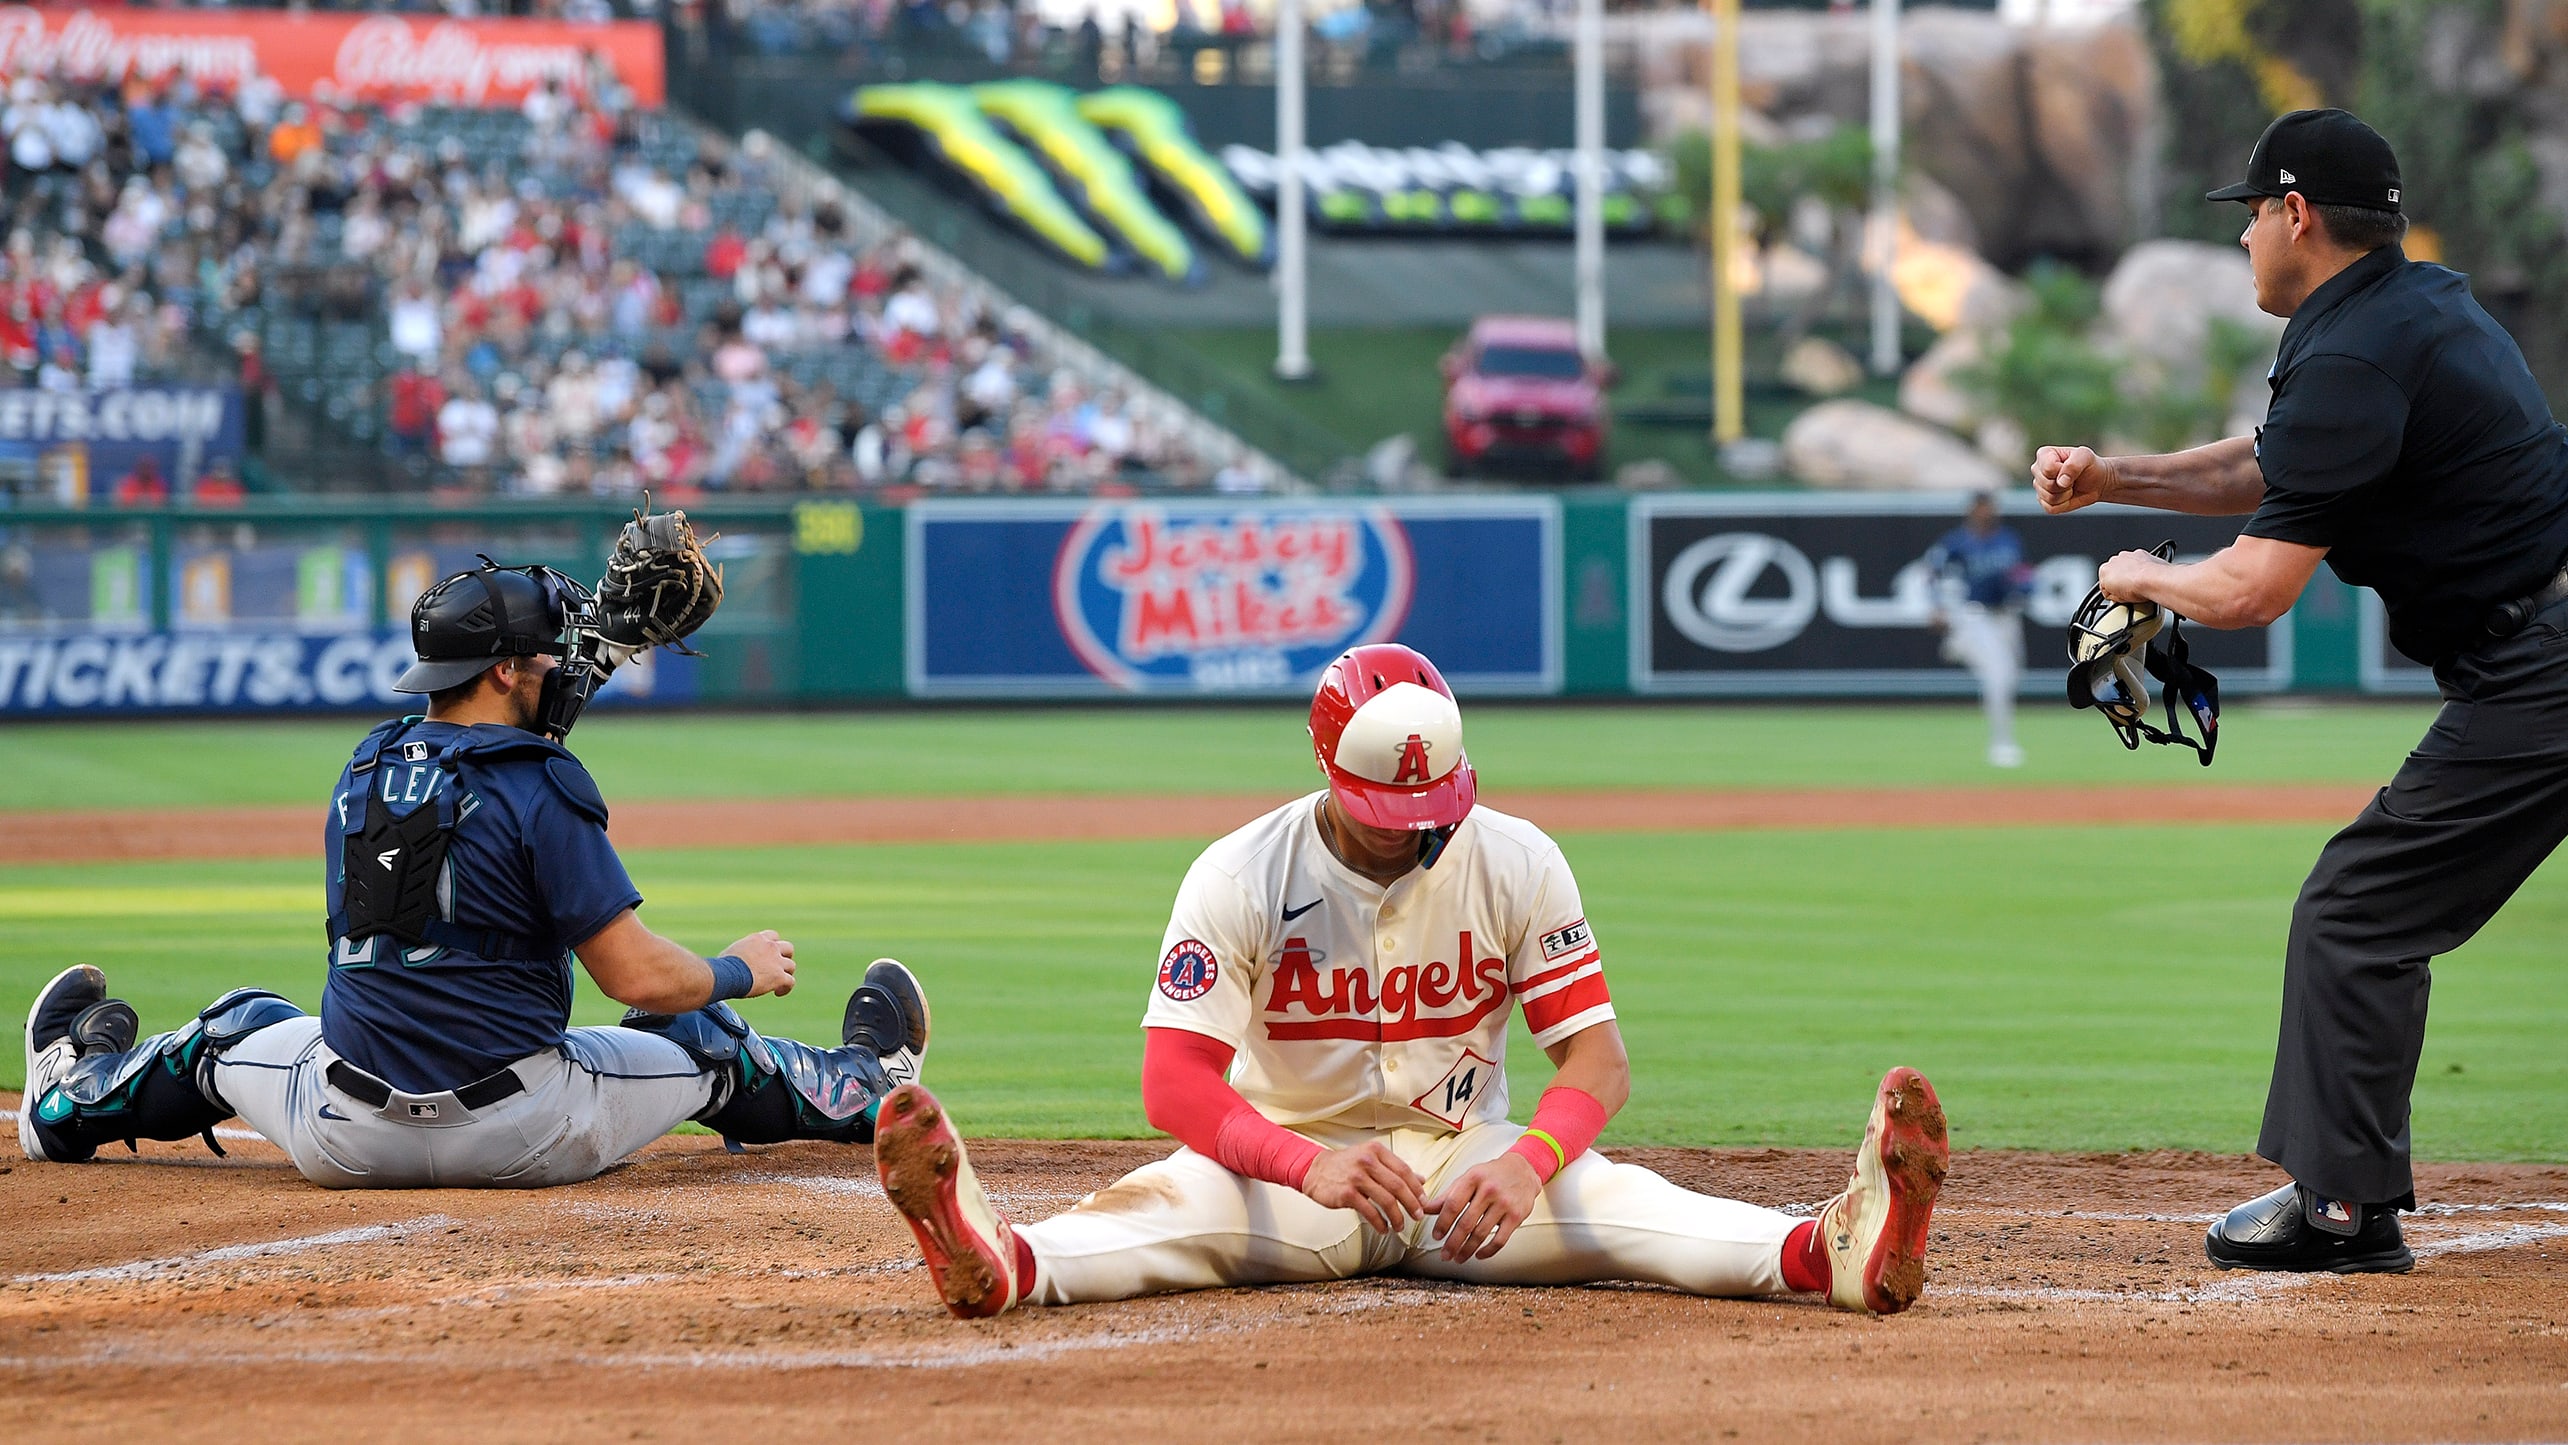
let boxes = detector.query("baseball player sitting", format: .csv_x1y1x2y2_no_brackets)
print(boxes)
873,643,1947,1318
21,554,928,1188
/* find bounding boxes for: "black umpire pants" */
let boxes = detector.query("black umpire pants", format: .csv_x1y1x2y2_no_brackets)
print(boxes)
2261,598,2568,1206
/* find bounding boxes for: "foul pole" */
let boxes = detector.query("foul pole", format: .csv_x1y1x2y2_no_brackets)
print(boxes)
1708,0,1742,444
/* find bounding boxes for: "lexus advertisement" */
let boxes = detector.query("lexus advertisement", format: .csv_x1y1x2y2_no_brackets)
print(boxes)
1630,494,2290,696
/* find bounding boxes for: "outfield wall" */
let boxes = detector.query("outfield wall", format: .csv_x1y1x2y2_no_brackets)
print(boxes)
0,494,2375,715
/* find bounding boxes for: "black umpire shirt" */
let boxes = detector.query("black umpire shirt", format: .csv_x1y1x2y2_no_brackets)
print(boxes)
2243,243,2568,664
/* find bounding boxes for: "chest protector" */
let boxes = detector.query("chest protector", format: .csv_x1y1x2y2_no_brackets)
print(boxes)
326,719,590,962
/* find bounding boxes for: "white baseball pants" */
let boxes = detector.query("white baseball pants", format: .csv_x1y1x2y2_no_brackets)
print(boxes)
1017,1119,1799,1303
1944,604,2024,750
208,1017,716,1188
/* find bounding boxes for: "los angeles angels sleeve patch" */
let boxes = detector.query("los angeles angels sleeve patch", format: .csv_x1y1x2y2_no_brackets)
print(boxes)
1158,939,1220,1001
1539,918,1593,963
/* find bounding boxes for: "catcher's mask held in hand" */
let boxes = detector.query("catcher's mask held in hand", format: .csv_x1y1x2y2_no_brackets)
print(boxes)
2065,542,2222,766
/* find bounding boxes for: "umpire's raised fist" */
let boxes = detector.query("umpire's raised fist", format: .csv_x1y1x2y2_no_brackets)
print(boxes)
2032,445,2115,515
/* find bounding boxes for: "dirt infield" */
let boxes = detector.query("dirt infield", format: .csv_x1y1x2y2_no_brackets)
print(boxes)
0,783,2379,866
3,1113,2564,1443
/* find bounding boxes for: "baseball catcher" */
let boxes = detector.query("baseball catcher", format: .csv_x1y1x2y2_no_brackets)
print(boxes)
870,644,1948,1318
22,526,928,1188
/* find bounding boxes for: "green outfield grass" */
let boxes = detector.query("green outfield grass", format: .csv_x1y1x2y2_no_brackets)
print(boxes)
0,701,2440,812
6,822,2561,1161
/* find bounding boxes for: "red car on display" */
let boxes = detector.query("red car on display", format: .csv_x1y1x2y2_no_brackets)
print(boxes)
1439,316,1612,478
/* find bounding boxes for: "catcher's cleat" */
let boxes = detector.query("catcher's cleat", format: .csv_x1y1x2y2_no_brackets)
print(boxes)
1816,1066,1949,1315
2206,1181,2414,1274
20,964,113,1163
875,1084,1020,1319
845,959,930,1090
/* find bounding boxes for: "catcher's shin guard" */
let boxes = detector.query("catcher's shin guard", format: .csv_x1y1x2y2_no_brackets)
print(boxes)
22,972,303,1163
619,1001,894,1149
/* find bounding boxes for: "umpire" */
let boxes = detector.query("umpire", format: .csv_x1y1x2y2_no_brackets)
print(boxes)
2032,108,2568,1273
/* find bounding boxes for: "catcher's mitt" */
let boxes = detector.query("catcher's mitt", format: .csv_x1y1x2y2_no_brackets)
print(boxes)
594,508,723,653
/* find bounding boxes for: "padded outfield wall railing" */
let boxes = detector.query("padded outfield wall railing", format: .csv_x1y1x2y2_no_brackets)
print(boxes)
0,492,2386,719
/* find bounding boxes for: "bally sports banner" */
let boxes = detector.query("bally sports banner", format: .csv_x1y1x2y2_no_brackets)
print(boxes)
0,7,664,107
1631,493,2290,697
905,498,1559,698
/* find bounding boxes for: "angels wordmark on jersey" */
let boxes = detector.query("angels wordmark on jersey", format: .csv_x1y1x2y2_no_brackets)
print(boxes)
1144,792,1613,1134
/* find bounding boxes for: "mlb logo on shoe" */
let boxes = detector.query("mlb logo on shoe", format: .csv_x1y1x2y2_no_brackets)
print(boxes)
1540,918,1592,962
2317,1197,2353,1224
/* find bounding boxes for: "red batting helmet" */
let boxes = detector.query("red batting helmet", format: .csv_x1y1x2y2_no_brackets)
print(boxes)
1308,643,1478,831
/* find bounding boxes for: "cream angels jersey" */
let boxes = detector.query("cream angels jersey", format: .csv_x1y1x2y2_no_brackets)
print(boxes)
1141,792,1614,1134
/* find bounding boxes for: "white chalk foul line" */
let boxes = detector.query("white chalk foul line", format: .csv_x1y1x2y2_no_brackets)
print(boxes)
1942,1219,2568,1306
14,1214,462,1283
0,1323,1219,1374
0,1106,263,1144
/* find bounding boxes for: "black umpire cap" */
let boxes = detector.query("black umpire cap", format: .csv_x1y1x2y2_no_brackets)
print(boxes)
394,563,571,693
2207,108,2403,213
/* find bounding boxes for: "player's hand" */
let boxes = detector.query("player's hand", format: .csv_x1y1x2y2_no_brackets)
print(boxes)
2096,549,2164,605
1301,1141,1427,1234
1424,1153,1543,1262
2031,445,2117,514
726,929,796,998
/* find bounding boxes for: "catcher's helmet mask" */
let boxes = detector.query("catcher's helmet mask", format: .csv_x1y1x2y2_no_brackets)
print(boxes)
397,557,606,739
2065,542,2222,766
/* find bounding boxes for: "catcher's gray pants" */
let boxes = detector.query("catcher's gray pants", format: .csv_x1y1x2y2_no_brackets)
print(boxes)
208,1018,715,1188
2260,605,2568,1205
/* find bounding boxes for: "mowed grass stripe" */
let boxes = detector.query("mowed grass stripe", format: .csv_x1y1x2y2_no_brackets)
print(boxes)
5,823,2560,1160
0,702,2441,812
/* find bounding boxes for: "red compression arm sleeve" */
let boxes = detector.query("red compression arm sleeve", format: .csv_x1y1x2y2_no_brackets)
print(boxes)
1504,1085,1611,1184
1142,1027,1324,1190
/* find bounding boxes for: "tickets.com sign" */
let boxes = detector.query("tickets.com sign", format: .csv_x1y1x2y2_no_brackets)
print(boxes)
0,629,687,715
908,499,1559,697
0,7,665,107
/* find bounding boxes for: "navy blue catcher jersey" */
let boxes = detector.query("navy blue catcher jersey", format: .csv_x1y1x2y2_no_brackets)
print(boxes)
319,720,641,1093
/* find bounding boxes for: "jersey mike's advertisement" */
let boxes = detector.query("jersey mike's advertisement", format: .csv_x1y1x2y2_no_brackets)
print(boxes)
906,498,1559,698
1631,494,2291,697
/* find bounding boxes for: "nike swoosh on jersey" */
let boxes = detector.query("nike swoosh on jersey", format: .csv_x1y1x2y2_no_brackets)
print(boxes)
1282,899,1322,921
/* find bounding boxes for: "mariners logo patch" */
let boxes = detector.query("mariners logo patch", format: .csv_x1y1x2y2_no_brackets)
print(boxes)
1158,939,1219,1002
1539,918,1593,962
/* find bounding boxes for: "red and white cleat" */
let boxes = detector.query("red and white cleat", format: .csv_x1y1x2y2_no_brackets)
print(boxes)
874,1084,1020,1319
1817,1066,1949,1315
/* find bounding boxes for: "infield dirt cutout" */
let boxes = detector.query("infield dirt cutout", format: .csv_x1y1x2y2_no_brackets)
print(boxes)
20,781,2564,1442
2,1125,2565,1441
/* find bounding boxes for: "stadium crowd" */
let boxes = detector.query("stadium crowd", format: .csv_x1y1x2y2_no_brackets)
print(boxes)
3,62,1238,498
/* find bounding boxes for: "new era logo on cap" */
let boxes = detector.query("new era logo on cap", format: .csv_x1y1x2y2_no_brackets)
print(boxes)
2206,108,2403,213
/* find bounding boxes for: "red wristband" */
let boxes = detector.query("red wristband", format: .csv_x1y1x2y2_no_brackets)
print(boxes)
1505,1086,1610,1184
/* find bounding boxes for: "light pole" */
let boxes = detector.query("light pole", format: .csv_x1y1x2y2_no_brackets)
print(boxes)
1274,0,1312,381
1868,0,1903,376
1573,0,1605,362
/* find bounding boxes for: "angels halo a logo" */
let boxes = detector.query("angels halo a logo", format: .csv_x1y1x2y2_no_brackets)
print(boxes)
1053,505,1414,691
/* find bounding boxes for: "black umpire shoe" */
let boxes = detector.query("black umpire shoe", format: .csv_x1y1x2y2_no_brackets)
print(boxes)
844,958,930,1090
2206,1180,2415,1273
